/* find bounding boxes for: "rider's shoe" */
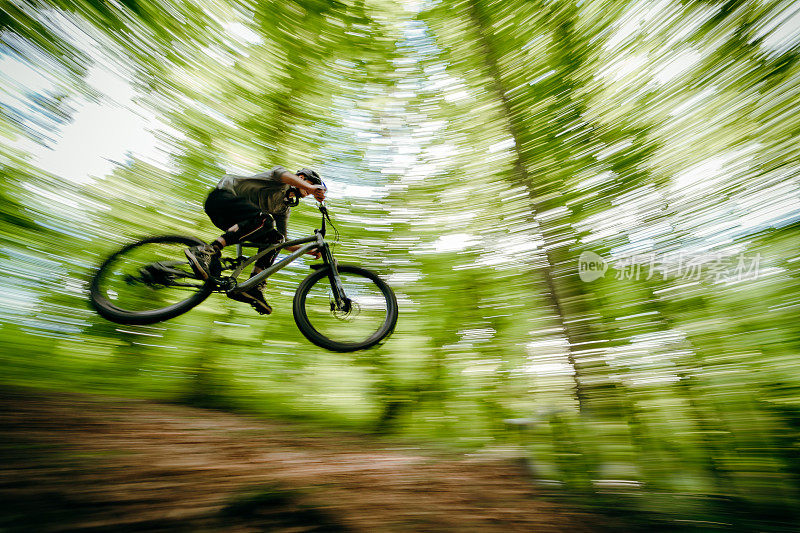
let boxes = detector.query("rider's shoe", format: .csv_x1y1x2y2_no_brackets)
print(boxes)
228,282,272,315
184,244,220,281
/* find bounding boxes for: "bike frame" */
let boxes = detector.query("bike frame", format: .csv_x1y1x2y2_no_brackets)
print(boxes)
219,206,349,309
227,234,321,292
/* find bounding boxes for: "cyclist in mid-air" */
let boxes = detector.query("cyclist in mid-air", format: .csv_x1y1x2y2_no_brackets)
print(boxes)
185,167,327,315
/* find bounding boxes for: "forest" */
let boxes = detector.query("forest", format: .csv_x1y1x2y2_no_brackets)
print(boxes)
2,0,800,530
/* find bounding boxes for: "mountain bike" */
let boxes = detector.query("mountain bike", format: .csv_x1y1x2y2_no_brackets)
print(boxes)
89,204,398,352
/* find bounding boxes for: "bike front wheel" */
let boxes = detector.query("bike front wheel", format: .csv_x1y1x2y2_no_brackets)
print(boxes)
293,265,398,352
90,235,215,325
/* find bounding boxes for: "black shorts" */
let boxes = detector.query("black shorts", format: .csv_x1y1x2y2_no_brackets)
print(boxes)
204,188,288,236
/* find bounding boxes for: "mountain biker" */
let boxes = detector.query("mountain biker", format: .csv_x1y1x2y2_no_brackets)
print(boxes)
185,167,327,315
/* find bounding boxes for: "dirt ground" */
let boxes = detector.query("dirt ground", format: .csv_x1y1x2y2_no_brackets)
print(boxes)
0,388,604,532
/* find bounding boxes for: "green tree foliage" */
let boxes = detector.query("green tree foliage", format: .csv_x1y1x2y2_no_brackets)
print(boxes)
2,0,800,527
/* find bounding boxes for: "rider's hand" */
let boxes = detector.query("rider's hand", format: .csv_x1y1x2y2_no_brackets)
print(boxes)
286,245,321,259
307,184,326,202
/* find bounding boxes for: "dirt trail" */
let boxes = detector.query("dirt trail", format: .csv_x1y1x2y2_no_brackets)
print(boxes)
0,389,602,532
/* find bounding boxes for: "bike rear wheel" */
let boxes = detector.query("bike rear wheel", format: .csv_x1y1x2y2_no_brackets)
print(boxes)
90,235,215,325
293,265,398,352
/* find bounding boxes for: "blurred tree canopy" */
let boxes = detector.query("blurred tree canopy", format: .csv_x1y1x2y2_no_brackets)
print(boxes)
2,0,800,528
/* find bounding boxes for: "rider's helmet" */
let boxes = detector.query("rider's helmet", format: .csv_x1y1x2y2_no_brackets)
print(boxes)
285,168,325,206
296,168,324,187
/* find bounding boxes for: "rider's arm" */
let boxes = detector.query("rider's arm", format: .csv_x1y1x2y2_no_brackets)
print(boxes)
285,243,321,259
279,171,326,201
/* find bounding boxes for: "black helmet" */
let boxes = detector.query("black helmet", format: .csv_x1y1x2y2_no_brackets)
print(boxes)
296,168,323,186
285,168,325,206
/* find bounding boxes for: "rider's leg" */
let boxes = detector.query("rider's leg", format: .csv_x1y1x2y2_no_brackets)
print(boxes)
235,215,285,313
227,255,273,315
249,212,287,275
215,215,280,314
186,188,279,314
186,190,273,280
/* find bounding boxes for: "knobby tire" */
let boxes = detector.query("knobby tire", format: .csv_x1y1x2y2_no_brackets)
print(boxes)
293,265,398,352
89,235,214,325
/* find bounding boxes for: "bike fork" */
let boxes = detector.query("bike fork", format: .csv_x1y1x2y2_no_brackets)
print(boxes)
321,244,348,310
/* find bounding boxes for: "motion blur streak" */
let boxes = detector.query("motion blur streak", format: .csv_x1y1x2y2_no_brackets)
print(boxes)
2,0,799,528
